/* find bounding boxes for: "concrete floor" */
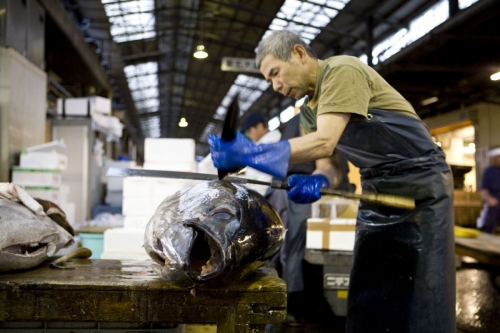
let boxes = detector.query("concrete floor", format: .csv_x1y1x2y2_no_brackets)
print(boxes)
266,259,500,333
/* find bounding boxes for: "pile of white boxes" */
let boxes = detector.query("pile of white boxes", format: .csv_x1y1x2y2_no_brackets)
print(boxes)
104,159,137,207
12,141,76,225
101,138,197,260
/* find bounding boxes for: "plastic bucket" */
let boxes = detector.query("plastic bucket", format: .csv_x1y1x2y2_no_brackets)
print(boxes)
79,233,104,259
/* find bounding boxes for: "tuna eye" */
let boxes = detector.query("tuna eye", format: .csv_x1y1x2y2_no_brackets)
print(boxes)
210,208,234,220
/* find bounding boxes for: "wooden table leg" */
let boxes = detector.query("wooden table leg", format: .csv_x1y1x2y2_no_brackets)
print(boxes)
215,306,236,333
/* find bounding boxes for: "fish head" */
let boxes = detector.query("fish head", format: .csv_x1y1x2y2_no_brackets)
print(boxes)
0,198,74,272
144,180,285,288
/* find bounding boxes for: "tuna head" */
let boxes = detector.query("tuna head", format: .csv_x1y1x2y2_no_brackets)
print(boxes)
0,198,74,272
144,180,285,288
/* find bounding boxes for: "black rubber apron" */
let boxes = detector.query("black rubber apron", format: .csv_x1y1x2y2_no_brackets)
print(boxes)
335,109,456,333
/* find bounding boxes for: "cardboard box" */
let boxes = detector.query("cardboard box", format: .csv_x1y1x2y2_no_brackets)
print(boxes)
312,198,359,219
306,218,356,251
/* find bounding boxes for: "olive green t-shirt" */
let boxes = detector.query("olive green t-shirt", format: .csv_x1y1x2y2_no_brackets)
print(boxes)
300,56,418,133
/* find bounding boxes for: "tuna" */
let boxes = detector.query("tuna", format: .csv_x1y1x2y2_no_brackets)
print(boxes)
0,198,74,272
144,180,285,288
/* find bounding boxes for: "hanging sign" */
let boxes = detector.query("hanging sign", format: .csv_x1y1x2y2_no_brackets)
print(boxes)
221,57,260,73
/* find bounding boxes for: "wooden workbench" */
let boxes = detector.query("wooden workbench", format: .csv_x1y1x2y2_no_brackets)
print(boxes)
0,259,286,333
455,232,500,265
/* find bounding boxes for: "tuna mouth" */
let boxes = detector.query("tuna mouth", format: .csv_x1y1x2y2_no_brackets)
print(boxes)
186,225,224,281
1,242,47,256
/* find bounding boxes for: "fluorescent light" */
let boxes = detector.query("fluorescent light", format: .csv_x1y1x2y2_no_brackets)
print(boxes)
193,45,208,59
268,117,280,131
421,96,438,106
178,117,188,127
280,106,295,123
491,71,500,81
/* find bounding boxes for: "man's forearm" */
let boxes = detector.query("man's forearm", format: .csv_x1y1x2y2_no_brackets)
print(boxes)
288,112,350,164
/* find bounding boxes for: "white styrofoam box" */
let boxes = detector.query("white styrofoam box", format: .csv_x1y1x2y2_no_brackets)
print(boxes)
152,178,193,199
104,158,136,190
198,153,217,175
21,186,61,203
12,167,62,187
57,96,111,116
306,218,356,251
143,161,197,172
105,159,136,170
92,113,124,138
103,228,148,255
144,138,195,163
122,197,158,217
123,177,192,199
123,177,153,198
59,201,76,226
124,215,151,229
20,151,68,170
105,191,123,206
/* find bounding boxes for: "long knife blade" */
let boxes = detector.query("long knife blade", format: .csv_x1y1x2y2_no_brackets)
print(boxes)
106,167,269,186
106,167,415,210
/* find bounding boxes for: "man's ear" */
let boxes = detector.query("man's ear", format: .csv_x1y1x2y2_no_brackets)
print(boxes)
292,44,307,63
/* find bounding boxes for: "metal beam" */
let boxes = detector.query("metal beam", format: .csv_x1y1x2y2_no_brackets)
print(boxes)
39,0,111,91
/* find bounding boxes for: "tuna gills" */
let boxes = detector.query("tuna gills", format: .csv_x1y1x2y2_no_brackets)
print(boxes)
0,199,74,272
144,180,285,288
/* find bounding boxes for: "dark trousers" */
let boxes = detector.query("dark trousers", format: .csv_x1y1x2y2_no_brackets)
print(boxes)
267,189,311,293
484,204,500,233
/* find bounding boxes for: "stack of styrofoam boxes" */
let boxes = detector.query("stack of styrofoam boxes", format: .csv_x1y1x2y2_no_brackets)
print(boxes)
57,96,111,117
306,198,359,251
12,141,75,225
104,159,137,207
101,138,197,260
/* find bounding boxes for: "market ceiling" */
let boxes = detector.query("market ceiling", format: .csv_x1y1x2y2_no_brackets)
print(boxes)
47,0,500,158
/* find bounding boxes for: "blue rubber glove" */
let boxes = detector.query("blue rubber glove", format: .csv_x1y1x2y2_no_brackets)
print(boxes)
287,174,330,204
208,132,291,179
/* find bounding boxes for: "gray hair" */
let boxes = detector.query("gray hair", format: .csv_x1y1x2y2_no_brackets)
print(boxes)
255,30,316,69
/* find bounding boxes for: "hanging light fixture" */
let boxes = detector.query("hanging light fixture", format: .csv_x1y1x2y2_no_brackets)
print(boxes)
193,45,208,59
178,117,188,127
194,12,208,59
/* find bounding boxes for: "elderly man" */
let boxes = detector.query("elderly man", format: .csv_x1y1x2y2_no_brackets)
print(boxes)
209,30,455,332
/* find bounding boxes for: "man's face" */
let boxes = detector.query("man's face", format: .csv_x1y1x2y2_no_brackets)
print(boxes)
259,49,311,100
493,155,500,167
248,123,268,142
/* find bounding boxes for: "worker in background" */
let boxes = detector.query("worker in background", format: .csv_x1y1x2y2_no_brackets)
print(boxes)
240,112,269,142
266,107,354,326
479,148,500,233
209,30,455,332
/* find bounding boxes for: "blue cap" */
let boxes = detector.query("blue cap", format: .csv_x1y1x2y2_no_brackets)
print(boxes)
240,113,267,132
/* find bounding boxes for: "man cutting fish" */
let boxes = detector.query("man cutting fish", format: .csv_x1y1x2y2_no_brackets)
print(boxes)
209,30,455,333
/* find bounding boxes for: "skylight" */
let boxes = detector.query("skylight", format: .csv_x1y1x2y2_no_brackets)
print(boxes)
124,62,160,137
359,0,480,66
102,0,156,43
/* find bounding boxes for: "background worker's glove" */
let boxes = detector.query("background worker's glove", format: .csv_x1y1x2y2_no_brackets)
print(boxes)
287,174,330,203
208,132,290,179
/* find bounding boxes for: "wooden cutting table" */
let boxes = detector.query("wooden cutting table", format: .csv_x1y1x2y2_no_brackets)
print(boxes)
0,259,286,333
455,231,500,265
